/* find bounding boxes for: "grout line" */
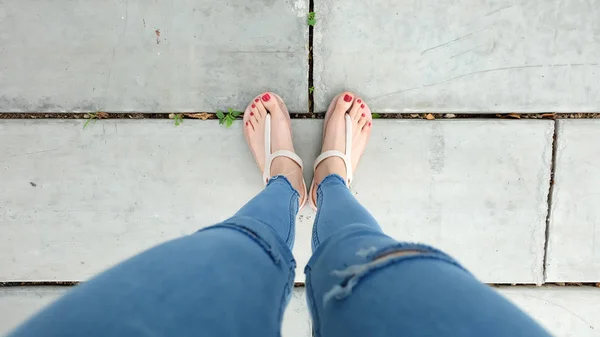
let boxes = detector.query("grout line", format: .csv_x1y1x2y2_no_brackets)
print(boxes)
1,112,600,120
1,281,598,288
542,119,559,282
305,281,600,288
0,281,80,287
307,0,314,114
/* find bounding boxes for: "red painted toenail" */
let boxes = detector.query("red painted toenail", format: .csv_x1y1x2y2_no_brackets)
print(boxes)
246,122,248,126
344,94,352,102
368,122,372,126
250,112,254,116
254,98,259,102
361,104,365,109
262,93,271,101
251,104,256,108
361,113,365,117
357,99,362,103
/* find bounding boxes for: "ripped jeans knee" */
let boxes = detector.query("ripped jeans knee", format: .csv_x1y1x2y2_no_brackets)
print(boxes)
305,223,472,307
322,243,467,305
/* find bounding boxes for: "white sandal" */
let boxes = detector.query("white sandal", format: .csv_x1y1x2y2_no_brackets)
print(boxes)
243,93,308,210
308,93,353,210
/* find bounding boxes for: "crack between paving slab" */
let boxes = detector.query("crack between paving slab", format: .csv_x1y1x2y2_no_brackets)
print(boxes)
1,281,599,288
0,281,301,288
0,281,80,287
542,119,559,282
2,112,600,120
307,0,314,114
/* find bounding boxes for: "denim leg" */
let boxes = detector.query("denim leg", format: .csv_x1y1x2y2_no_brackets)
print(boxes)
312,174,380,251
305,182,551,337
9,176,298,337
235,175,299,249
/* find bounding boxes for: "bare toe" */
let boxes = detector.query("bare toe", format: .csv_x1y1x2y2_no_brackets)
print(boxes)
349,97,362,120
253,97,267,119
260,92,282,115
333,91,354,114
249,103,260,124
357,113,368,130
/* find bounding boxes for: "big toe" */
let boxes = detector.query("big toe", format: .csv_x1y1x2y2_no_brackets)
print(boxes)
334,91,355,115
260,92,282,114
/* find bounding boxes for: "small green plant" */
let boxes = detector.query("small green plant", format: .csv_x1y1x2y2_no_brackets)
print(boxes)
173,113,183,126
307,12,316,26
216,108,242,128
372,113,382,119
83,110,106,129
309,86,314,94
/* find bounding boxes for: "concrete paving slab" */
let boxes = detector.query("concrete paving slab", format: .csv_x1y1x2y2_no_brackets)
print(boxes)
283,288,312,337
0,119,551,283
0,287,311,336
0,119,319,282
0,0,308,113
0,287,66,336
314,0,600,113
546,120,600,282
501,286,600,336
1,286,597,337
355,119,553,283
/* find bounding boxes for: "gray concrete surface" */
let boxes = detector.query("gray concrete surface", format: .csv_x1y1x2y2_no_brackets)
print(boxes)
0,287,66,336
1,286,598,337
314,0,600,113
0,0,308,113
353,119,553,284
0,119,552,283
283,288,312,337
0,287,312,336
502,286,600,336
546,120,600,282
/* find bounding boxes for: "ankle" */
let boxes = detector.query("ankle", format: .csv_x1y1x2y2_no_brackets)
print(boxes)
315,157,347,184
271,158,305,200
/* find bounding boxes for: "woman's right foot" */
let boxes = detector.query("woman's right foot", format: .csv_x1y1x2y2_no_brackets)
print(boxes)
244,92,307,206
312,92,372,203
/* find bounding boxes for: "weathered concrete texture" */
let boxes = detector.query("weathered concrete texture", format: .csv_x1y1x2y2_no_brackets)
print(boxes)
2,286,597,337
0,119,551,283
314,0,600,113
282,288,312,337
546,120,600,282
0,287,66,336
501,286,600,336
353,120,553,283
0,0,308,112
0,120,319,282
0,287,311,336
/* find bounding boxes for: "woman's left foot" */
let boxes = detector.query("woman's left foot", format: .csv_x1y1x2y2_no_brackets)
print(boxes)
243,92,307,206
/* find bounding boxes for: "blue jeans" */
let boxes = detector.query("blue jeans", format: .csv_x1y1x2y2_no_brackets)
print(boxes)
9,174,551,337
